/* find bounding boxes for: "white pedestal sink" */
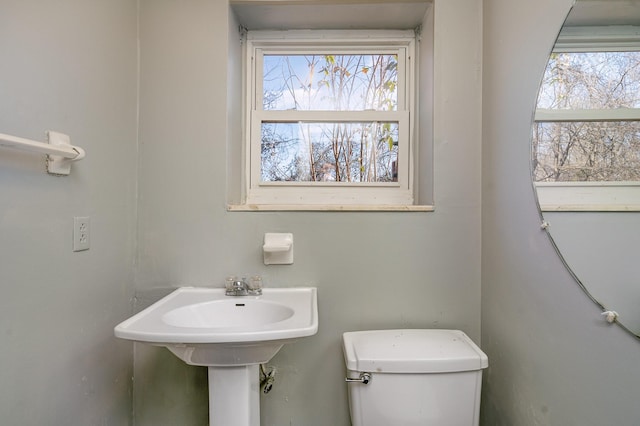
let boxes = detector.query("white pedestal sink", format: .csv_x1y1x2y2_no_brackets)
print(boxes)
114,287,318,426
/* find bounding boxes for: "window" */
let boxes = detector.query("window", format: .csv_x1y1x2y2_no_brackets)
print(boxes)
244,30,417,208
533,26,640,211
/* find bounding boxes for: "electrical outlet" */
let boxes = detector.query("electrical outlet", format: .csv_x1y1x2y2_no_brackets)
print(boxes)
73,216,90,252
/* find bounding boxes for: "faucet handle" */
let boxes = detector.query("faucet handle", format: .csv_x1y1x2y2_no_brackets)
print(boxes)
225,276,238,291
248,275,263,295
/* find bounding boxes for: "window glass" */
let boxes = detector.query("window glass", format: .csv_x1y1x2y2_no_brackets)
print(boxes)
261,121,398,182
533,121,640,181
533,51,640,182
263,54,398,111
537,52,640,110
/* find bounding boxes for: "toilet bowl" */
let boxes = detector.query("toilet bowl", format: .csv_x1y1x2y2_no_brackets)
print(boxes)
342,329,488,426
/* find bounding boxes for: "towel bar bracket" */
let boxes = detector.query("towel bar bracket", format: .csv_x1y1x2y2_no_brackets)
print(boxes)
0,130,85,176
46,131,85,176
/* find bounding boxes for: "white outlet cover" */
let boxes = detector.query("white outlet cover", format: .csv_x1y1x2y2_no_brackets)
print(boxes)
73,216,90,252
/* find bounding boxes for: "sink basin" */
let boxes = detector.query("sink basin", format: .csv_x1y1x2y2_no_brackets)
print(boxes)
162,299,294,329
114,287,318,366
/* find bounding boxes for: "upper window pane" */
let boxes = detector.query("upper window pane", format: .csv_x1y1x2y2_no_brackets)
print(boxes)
262,54,398,111
538,51,640,110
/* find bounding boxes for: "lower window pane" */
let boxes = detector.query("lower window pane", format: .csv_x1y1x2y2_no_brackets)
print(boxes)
533,121,640,182
261,121,399,183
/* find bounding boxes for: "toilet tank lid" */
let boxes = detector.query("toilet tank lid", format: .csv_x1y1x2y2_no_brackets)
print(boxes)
342,329,488,373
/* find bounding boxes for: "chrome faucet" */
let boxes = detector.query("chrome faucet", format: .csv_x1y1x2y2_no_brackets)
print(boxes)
225,276,262,296
226,278,249,296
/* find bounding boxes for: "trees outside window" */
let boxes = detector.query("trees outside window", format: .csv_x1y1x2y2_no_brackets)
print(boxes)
533,51,640,182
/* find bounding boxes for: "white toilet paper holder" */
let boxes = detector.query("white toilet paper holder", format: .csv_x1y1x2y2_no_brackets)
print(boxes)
263,233,293,265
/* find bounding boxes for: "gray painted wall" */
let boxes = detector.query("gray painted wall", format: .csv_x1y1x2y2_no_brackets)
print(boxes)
0,0,137,425
134,0,482,425
543,212,640,333
482,0,640,424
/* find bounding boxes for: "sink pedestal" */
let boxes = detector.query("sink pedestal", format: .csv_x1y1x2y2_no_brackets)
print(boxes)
208,365,260,426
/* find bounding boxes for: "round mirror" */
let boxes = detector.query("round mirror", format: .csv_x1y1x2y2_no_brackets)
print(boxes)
533,0,640,336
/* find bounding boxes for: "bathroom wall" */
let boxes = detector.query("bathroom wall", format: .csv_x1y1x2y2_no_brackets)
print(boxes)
542,212,640,333
482,0,640,424
135,0,482,424
0,1,138,425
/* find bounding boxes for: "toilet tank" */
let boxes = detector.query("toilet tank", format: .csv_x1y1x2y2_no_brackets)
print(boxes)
342,329,488,426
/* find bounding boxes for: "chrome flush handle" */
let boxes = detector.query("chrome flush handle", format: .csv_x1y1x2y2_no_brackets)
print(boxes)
345,372,371,384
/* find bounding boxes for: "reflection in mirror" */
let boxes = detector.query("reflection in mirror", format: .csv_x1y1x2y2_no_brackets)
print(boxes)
532,0,640,337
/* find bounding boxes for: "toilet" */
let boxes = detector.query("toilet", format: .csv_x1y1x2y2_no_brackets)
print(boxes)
342,329,488,426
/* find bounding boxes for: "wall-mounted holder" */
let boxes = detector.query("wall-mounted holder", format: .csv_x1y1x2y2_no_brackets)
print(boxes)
0,130,85,175
601,310,619,324
263,233,293,265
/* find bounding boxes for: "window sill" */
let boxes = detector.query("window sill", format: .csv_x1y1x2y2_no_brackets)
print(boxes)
535,182,640,211
227,204,434,212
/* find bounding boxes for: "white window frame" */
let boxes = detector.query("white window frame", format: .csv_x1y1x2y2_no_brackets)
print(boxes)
243,30,417,208
534,25,640,212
